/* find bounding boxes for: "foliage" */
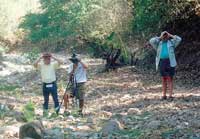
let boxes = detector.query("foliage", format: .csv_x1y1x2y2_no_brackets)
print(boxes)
132,0,197,39
132,0,170,38
22,101,36,122
0,84,19,91
19,0,132,57
87,32,130,63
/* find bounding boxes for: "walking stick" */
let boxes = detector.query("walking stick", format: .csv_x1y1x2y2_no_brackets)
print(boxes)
56,79,71,114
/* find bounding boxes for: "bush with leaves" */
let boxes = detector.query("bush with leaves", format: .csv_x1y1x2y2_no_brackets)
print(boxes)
22,101,35,122
19,0,132,58
132,0,198,39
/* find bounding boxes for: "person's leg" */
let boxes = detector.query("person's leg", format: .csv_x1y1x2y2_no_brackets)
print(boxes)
167,76,173,97
79,99,84,113
77,83,85,114
160,60,167,99
50,83,59,110
43,84,50,116
162,77,167,99
63,93,70,110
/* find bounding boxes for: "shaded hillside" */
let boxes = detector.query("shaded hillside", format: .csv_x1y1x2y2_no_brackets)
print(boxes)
129,1,200,86
164,7,200,86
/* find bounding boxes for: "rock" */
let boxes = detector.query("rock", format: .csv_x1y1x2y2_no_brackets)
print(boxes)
146,120,161,129
63,110,71,116
0,65,3,71
101,120,123,136
121,115,133,124
63,128,73,133
87,117,97,129
127,108,140,115
72,131,91,138
44,128,64,139
0,127,7,134
7,104,15,110
88,133,99,139
87,117,96,124
101,111,113,118
0,103,10,111
114,112,127,118
15,111,27,122
19,120,45,139
191,120,200,128
68,115,75,121
77,125,91,131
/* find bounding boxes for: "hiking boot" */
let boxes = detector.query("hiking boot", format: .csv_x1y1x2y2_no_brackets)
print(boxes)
168,96,174,101
161,96,167,100
43,109,49,117
49,112,58,118
64,110,71,116
55,107,60,115
78,110,83,117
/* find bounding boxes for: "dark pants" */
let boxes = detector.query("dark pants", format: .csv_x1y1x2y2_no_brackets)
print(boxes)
159,59,175,77
70,83,85,100
42,82,59,110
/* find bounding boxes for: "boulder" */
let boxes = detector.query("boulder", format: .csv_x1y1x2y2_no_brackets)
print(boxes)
191,120,200,129
87,117,96,124
146,120,161,129
127,108,140,115
44,128,64,139
15,111,27,122
19,120,44,139
101,111,113,118
101,120,123,136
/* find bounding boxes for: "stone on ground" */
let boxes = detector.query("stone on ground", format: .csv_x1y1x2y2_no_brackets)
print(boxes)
146,120,161,130
19,120,44,139
44,128,64,139
127,108,140,115
101,120,123,136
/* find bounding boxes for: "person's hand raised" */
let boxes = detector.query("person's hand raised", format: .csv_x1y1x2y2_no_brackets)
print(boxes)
160,31,168,40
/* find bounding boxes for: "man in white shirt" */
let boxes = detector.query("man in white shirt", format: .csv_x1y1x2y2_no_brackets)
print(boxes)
34,53,63,116
64,55,87,115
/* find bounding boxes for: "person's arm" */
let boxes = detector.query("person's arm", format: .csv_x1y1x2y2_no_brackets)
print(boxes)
68,63,78,81
149,36,161,50
168,33,182,48
79,60,88,69
33,55,42,68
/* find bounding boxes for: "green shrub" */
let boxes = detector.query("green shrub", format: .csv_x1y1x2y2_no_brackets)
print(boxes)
0,84,19,91
22,101,35,122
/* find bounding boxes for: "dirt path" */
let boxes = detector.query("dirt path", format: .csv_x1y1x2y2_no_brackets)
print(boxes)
0,52,200,139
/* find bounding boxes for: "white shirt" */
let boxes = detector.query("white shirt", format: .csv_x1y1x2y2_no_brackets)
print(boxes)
68,63,87,83
38,61,59,83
